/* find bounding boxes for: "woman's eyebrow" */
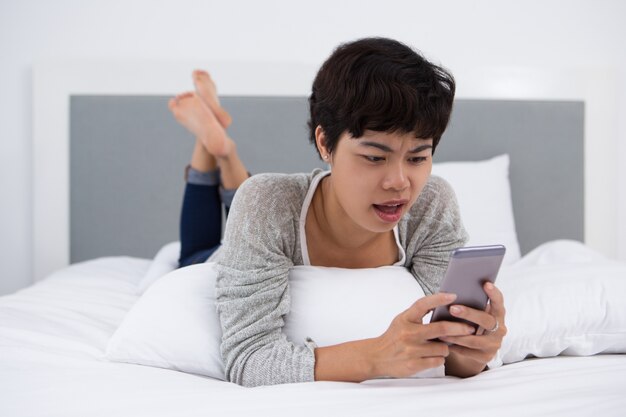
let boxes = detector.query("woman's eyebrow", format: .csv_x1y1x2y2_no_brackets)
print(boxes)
408,144,433,153
359,142,393,152
359,141,433,153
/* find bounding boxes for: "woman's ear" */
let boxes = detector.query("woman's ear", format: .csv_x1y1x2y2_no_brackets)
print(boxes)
315,126,331,161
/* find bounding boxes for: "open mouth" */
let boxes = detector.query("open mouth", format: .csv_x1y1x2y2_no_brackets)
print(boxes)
372,202,405,223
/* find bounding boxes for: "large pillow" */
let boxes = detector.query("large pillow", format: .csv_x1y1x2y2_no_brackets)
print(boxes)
487,240,626,368
108,241,626,379
135,241,180,295
106,264,444,380
432,154,521,265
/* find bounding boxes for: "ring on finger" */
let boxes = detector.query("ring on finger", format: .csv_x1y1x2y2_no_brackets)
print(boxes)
484,319,499,334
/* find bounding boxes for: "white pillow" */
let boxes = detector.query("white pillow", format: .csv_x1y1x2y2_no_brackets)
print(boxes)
432,154,521,265
108,241,626,379
107,263,224,378
106,264,444,380
487,240,626,368
135,241,180,295
284,266,432,349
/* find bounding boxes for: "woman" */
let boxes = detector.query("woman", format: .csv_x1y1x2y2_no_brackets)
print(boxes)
169,37,507,387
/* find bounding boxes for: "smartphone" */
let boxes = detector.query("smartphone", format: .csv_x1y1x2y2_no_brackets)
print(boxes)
430,244,506,330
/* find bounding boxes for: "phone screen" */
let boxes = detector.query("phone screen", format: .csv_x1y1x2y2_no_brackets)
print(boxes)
430,245,505,329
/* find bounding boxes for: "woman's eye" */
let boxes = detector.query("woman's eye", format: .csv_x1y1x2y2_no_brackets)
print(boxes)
409,156,428,164
364,155,385,163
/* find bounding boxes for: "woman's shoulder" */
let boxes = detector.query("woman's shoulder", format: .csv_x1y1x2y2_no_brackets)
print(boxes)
399,174,468,258
410,175,458,212
233,169,326,210
241,170,317,191
403,174,463,228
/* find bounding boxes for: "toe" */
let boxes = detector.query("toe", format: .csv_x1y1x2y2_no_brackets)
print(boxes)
193,69,210,81
176,91,194,100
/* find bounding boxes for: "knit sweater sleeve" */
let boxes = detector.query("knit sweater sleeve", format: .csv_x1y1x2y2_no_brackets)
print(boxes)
214,173,315,387
401,175,469,296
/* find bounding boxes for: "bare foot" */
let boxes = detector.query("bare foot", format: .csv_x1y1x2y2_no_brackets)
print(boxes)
193,70,233,128
168,92,234,157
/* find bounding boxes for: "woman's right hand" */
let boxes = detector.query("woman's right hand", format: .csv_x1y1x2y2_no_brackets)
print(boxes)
369,292,476,378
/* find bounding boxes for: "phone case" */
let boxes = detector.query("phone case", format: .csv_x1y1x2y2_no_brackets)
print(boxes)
430,244,506,329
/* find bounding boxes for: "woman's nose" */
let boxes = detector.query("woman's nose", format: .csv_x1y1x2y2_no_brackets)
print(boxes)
382,163,409,191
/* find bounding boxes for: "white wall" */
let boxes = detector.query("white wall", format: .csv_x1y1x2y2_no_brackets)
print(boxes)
1,0,625,295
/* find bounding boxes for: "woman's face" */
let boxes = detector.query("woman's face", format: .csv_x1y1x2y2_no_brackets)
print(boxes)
324,129,433,234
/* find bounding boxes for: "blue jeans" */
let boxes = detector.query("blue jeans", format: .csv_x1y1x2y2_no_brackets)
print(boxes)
178,183,229,267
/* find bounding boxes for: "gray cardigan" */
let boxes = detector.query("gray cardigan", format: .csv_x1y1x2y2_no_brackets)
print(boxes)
213,169,468,387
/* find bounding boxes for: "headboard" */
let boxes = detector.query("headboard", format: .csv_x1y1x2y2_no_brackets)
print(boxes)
69,95,583,263
33,62,618,281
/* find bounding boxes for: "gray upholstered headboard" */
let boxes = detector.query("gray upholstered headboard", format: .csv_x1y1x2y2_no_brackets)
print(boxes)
70,96,583,263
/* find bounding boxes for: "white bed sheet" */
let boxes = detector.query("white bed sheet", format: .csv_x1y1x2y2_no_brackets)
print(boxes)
1,254,625,417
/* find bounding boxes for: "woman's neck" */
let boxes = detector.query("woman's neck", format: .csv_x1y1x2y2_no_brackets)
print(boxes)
305,176,397,268
311,175,382,251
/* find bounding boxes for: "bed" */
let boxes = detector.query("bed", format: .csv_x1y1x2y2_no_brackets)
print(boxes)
1,249,625,417
1,62,624,416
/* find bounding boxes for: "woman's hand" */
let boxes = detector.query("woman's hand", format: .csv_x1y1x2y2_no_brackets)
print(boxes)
441,282,507,377
314,288,504,382
369,292,477,378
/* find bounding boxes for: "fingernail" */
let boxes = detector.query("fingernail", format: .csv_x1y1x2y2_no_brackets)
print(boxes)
450,306,462,315
486,282,494,290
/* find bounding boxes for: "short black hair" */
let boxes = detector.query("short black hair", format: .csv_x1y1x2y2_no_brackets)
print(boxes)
308,37,455,158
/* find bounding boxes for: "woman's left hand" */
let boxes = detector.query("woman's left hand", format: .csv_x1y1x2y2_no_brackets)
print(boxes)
441,282,507,377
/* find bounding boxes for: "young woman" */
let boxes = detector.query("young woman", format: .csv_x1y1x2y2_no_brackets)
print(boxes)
169,37,507,387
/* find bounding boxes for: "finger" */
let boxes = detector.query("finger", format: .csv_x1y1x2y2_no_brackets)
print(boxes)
420,320,476,341
476,304,492,335
448,344,494,364
440,334,499,351
405,293,457,323
484,282,506,319
448,304,497,332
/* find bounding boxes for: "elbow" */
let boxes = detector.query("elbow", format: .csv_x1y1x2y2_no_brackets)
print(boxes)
221,343,269,388
222,348,252,387
221,338,316,387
